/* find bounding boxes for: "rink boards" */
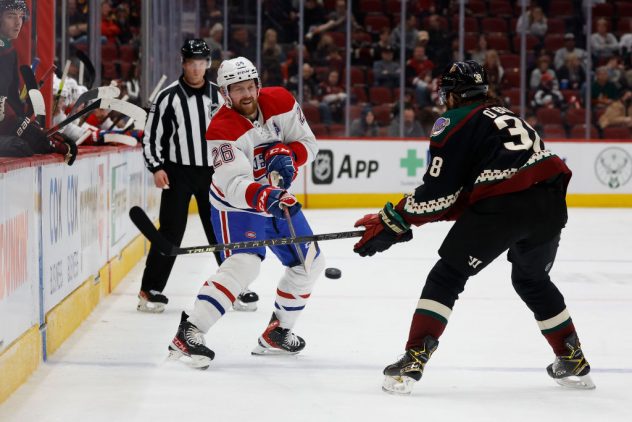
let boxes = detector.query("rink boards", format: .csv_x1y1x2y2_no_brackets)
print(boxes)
2,139,631,403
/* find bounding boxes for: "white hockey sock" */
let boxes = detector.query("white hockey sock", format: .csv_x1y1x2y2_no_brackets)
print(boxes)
274,254,325,329
188,254,261,333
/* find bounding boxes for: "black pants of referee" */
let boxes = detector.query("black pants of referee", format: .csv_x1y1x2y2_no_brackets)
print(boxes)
141,163,221,294
408,178,570,348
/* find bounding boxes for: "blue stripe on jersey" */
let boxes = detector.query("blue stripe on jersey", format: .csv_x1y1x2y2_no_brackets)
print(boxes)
198,294,225,315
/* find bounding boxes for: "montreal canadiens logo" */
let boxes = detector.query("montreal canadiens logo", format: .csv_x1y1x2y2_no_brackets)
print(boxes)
431,117,450,137
245,231,257,239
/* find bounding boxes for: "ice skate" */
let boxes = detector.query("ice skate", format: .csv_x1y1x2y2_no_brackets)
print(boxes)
382,336,439,395
168,312,215,369
233,288,259,312
251,314,305,355
547,333,595,390
137,290,168,313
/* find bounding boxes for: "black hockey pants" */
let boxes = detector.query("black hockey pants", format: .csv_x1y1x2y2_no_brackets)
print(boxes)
141,163,220,293
421,178,569,321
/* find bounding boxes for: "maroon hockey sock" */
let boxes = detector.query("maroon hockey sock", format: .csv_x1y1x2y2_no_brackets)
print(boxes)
543,320,577,356
405,312,447,350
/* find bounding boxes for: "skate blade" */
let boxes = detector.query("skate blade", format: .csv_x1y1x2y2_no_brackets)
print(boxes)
382,375,416,395
233,301,257,312
137,300,166,313
554,374,596,390
251,344,299,356
167,346,212,370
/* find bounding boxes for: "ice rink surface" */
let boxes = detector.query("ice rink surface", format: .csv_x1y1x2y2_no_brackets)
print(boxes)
1,208,631,422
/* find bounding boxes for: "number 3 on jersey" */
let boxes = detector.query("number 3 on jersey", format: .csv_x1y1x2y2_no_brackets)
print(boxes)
494,115,542,152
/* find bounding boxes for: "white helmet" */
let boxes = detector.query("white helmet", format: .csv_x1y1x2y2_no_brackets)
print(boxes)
216,57,260,107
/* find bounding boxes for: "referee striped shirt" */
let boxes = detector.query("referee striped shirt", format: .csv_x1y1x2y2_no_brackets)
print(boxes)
142,76,223,172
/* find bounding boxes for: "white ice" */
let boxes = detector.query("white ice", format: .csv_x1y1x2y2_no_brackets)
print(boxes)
1,208,631,422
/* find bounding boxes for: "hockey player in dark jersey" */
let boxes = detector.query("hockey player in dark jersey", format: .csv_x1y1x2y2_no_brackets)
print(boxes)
0,0,76,163
353,60,594,395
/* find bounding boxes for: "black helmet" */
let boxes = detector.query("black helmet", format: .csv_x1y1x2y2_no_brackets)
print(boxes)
181,38,211,61
438,60,488,104
0,0,29,19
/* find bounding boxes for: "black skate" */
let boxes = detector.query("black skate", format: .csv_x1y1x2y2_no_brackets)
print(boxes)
382,336,439,395
137,290,168,313
251,314,305,355
546,333,595,389
168,312,215,370
233,288,259,312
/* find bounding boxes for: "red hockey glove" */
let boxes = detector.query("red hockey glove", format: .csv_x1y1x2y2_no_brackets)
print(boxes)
264,142,298,189
353,202,412,257
252,186,301,219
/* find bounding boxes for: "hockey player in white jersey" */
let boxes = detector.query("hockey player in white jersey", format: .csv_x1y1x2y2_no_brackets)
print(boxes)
167,57,325,369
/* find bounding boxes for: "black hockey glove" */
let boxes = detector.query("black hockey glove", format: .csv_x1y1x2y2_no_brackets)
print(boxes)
353,202,413,257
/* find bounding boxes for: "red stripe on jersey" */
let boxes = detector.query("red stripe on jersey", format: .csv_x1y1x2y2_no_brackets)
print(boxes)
211,182,225,198
432,104,487,149
212,281,236,303
276,289,295,299
470,156,571,203
288,141,309,166
220,211,231,257
299,293,311,299
203,281,209,287
259,87,296,121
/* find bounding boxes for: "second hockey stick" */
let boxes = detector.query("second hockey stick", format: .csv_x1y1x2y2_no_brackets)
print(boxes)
129,206,363,256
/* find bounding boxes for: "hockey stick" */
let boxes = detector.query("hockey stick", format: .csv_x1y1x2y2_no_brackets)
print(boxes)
46,98,147,137
102,133,137,146
28,89,46,127
70,85,120,114
129,206,363,256
52,60,71,115
38,65,57,88
75,49,96,89
19,65,38,101
147,74,168,106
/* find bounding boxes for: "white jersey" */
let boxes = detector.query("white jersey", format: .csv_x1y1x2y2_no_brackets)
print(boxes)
206,86,317,214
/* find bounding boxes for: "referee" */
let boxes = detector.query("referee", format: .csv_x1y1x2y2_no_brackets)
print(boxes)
139,39,259,313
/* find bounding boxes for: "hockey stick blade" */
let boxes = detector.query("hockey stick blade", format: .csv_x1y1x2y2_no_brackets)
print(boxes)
28,89,46,126
46,98,102,136
129,206,364,256
71,85,120,114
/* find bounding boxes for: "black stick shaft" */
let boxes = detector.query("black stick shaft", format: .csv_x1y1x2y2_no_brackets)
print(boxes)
129,206,363,256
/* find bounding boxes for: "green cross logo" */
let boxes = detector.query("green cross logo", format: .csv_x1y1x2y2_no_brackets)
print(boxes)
400,149,424,176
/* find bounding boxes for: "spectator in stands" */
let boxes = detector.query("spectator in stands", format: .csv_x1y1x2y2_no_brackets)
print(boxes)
306,0,361,41
350,106,379,137
592,66,619,109
530,55,558,91
319,69,347,123
525,113,544,137
390,14,419,54
620,19,632,61
469,34,488,65
406,45,434,107
590,18,619,61
605,55,626,89
229,27,256,60
286,62,333,125
201,0,223,30
598,90,632,130
101,1,121,44
388,105,425,137
372,27,394,62
303,0,328,49
68,0,89,44
557,53,586,91
554,33,587,71
205,23,224,61
483,49,504,96
426,14,452,72
373,45,400,88
312,33,343,69
262,28,285,63
532,72,565,110
263,0,298,43
114,3,133,44
516,5,548,39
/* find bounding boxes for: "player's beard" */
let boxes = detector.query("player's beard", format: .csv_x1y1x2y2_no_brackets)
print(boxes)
233,96,258,118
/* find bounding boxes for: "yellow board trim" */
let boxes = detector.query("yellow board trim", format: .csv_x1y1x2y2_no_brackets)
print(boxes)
109,234,146,292
299,193,632,209
0,326,42,404
46,276,101,356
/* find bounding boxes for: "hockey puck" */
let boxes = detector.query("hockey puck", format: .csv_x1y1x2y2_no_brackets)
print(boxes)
325,267,342,279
